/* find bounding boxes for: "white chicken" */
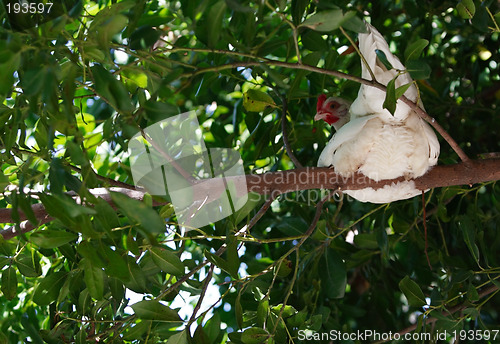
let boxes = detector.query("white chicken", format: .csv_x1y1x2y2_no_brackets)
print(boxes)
315,22,440,203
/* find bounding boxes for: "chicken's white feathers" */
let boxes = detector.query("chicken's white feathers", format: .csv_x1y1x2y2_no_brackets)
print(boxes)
316,22,440,203
350,23,421,121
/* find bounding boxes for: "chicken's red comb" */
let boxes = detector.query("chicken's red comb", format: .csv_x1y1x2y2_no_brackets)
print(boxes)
317,94,327,112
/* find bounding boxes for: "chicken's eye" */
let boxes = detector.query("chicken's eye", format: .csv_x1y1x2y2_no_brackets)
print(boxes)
329,103,337,110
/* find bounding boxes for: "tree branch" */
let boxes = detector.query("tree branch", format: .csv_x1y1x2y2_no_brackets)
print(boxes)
0,187,149,240
244,159,499,196
181,59,469,163
1,159,498,239
280,96,303,168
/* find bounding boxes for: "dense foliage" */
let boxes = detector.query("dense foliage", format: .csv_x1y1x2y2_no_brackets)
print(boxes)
1,0,500,343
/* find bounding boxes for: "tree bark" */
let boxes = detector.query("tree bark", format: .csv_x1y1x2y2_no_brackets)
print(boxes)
1,159,499,240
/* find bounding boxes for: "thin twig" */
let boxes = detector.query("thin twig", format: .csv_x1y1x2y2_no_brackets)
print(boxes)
158,240,229,299
246,196,276,231
263,0,302,63
340,26,376,82
181,59,469,163
69,165,136,189
188,263,215,327
271,191,334,335
422,191,432,269
280,96,303,168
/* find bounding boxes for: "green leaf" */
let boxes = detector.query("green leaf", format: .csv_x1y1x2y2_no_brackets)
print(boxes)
256,299,269,327
30,230,78,249
230,192,263,225
94,198,121,233
91,64,134,114
33,271,67,305
495,11,500,25
276,216,309,236
77,242,105,267
39,193,96,222
109,277,125,301
0,169,9,191
471,4,488,32
22,67,58,104
459,218,480,264
101,246,130,281
110,191,166,233
467,282,479,302
353,233,379,249
226,236,240,279
204,312,221,343
88,0,134,46
204,250,238,279
150,247,185,276
17,194,38,226
76,328,87,344
80,257,105,300
301,30,328,51
143,100,179,123
341,14,368,33
243,89,276,112
207,0,227,48
1,266,17,300
457,0,475,19
66,140,86,166
48,158,66,195
0,331,8,344
300,9,356,32
129,26,161,50
0,257,9,270
98,14,129,43
321,248,346,299
241,327,269,344
123,321,151,341
399,276,426,307
15,253,42,277
291,0,308,25
126,232,141,255
166,330,188,344
404,39,429,61
275,258,292,277
383,77,397,115
375,49,394,70
123,255,148,293
235,291,243,329
131,300,182,321
406,60,431,80
395,83,412,99
0,47,20,95
271,304,297,318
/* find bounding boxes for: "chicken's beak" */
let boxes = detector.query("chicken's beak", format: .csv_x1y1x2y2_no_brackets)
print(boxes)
314,112,327,121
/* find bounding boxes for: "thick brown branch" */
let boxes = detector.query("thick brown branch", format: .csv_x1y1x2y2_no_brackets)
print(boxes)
0,188,149,240
245,159,500,196
1,159,499,239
